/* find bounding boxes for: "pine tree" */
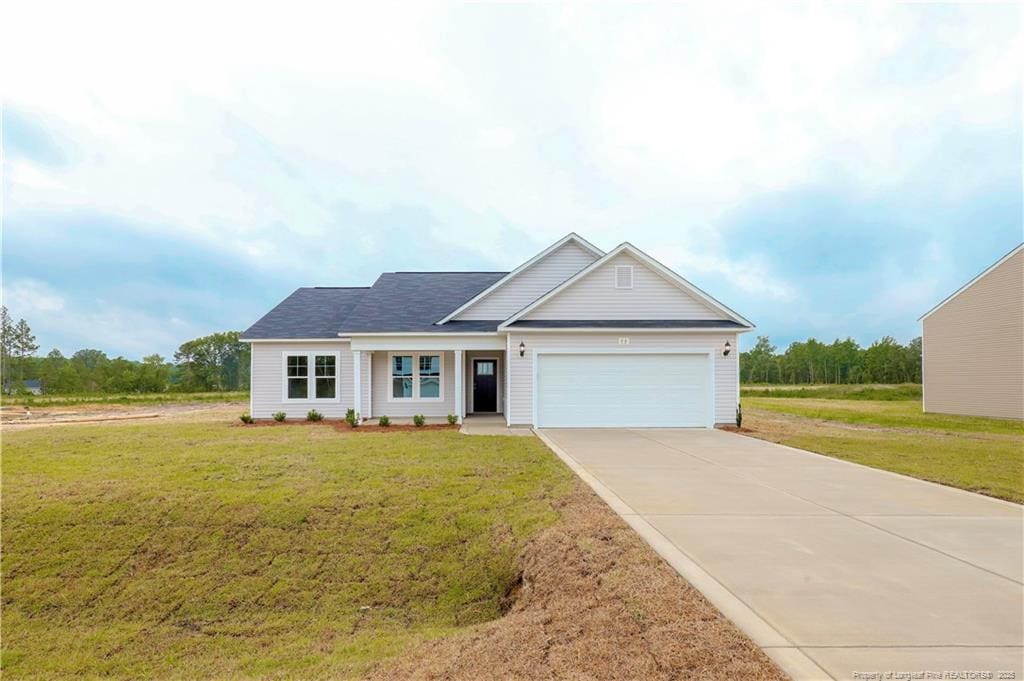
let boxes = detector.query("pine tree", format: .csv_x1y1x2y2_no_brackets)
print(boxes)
13,318,39,382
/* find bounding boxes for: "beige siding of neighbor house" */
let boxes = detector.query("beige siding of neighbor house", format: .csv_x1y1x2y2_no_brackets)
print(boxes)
455,240,599,320
250,342,356,419
522,253,721,320
506,332,739,425
923,248,1024,419
369,351,456,419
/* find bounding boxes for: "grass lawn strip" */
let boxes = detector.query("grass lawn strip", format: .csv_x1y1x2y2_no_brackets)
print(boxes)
743,398,1023,503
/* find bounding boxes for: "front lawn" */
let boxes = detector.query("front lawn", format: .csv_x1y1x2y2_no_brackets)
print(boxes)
743,397,1024,503
1,421,571,678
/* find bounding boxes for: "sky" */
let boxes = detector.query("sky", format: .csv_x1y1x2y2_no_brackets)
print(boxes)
2,2,1021,359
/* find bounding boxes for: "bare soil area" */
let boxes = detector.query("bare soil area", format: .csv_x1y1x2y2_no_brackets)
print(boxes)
367,482,785,681
0,401,246,428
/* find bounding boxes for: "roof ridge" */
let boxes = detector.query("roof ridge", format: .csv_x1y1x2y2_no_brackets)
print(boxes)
389,271,509,274
309,286,371,289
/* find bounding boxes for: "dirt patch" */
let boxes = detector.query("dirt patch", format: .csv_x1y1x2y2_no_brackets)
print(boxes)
0,401,246,428
716,424,757,434
365,481,785,681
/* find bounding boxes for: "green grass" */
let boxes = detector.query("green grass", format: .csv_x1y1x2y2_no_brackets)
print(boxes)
746,396,1023,435
740,383,922,400
745,397,1024,503
1,421,573,679
0,391,249,408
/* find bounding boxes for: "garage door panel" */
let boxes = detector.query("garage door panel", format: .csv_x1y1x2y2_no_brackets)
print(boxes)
537,353,710,428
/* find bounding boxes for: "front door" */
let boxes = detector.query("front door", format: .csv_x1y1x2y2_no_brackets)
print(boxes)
472,359,498,412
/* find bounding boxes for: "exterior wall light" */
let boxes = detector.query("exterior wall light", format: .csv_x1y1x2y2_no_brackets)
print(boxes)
723,341,731,356
519,341,526,358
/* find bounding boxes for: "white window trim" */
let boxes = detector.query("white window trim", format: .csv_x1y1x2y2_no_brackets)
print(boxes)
387,351,445,402
281,351,342,403
615,265,634,289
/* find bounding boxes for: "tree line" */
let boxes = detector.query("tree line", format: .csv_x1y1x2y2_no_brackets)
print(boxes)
0,307,250,394
741,335,922,385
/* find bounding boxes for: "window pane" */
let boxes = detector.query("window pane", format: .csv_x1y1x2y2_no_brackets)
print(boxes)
419,355,440,376
392,377,413,398
287,355,308,377
476,362,494,376
420,377,440,398
316,377,335,399
315,355,335,376
392,355,412,377
288,377,307,399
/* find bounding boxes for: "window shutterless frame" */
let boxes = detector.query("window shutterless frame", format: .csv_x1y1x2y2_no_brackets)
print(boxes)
387,351,444,402
281,351,341,403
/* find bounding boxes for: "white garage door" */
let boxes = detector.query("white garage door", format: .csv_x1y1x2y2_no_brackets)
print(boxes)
536,353,711,428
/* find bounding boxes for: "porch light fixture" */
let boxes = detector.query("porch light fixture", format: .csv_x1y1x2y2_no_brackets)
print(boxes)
723,341,731,356
519,341,526,358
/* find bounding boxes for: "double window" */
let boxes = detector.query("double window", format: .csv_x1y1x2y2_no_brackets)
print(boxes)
283,352,339,401
390,352,443,401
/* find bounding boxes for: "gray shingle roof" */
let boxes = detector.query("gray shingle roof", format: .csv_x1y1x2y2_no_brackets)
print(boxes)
506,319,748,329
337,272,507,333
241,287,370,339
242,272,508,339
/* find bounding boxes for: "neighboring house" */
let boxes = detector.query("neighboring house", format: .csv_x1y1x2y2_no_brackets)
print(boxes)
3,379,43,395
919,243,1024,420
241,234,753,428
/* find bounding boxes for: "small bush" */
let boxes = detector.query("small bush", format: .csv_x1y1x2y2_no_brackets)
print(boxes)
239,413,253,424
378,415,391,427
447,413,458,425
273,412,286,422
307,409,323,422
345,408,360,428
413,414,426,427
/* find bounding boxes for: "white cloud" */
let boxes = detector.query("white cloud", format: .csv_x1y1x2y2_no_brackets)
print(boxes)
3,279,66,315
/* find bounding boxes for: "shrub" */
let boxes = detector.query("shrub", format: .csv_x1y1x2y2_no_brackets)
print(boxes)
345,408,360,428
239,413,253,424
736,404,742,428
447,413,458,425
306,409,323,422
378,415,391,427
273,412,286,422
413,414,426,427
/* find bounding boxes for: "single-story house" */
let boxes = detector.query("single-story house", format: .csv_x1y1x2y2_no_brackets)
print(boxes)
919,243,1023,420
241,234,753,428
3,379,43,395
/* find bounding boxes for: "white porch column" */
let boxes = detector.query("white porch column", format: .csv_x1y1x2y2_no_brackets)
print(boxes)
352,350,362,419
454,350,464,423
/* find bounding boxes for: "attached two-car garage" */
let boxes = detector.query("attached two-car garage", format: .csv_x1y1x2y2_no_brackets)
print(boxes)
534,352,712,428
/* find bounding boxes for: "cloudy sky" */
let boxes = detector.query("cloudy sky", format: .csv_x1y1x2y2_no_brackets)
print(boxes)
2,2,1021,359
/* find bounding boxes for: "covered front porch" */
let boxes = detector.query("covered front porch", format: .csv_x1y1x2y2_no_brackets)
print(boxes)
349,335,510,425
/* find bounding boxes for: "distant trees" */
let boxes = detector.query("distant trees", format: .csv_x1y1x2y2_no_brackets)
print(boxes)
1,306,40,388
740,334,922,385
1,310,250,395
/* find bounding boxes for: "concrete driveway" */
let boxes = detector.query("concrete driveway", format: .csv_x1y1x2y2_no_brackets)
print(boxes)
538,428,1023,681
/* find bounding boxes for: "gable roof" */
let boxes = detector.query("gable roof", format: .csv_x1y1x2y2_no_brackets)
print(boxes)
436,233,604,324
337,272,506,333
241,287,370,339
498,242,754,329
918,243,1024,322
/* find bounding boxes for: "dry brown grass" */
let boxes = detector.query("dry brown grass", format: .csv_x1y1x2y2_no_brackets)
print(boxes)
367,481,785,681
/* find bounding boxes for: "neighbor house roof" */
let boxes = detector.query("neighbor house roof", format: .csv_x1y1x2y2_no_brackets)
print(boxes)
918,243,1024,321
241,287,370,339
336,272,507,334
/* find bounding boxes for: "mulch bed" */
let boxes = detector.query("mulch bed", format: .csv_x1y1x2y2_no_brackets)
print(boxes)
716,424,757,434
237,420,459,432
365,480,786,681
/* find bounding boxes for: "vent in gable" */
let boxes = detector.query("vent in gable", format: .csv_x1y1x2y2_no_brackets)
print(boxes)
615,265,634,289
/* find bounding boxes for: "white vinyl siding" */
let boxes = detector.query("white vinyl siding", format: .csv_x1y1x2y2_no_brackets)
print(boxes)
369,350,456,418
250,342,354,419
456,241,599,320
536,353,710,427
507,332,739,426
522,253,722,320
